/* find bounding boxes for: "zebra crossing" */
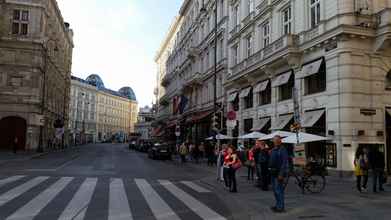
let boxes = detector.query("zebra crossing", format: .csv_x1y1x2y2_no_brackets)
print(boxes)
0,175,226,220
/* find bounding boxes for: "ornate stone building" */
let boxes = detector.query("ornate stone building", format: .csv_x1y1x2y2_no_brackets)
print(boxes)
155,0,229,144
134,106,155,141
157,0,391,173
0,0,74,151
69,75,138,144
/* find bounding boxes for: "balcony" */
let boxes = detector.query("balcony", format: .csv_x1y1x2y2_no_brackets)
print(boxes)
160,74,170,87
187,47,200,60
183,72,202,89
229,34,299,79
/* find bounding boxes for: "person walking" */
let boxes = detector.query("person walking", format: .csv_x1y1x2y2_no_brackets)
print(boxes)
269,135,289,213
12,137,18,154
179,143,188,163
224,145,240,193
216,144,227,182
259,141,271,191
246,147,255,181
354,148,369,192
369,148,385,192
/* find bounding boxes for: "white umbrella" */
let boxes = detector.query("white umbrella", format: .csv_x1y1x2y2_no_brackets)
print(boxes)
282,132,330,144
258,131,295,140
239,131,266,139
205,134,233,140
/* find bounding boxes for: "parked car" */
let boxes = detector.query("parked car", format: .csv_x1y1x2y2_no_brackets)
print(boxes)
148,143,172,160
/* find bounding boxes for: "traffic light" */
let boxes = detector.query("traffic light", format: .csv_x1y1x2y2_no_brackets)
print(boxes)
212,111,222,132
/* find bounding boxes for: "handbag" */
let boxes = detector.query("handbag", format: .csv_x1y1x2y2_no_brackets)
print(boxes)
232,159,242,170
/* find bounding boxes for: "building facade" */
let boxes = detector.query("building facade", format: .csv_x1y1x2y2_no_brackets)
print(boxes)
0,0,74,151
155,0,229,144
134,106,155,141
69,75,138,144
157,0,391,173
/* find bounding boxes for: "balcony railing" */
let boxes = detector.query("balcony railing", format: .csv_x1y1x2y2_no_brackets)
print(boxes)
229,34,299,78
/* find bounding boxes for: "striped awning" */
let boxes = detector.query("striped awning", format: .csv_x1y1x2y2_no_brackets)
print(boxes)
254,80,269,93
272,71,292,87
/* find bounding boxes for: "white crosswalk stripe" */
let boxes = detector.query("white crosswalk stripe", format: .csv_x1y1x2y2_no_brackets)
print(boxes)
0,176,49,207
6,177,74,220
135,178,181,220
159,180,226,220
0,176,225,220
180,181,211,193
108,178,133,220
58,177,97,220
0,176,25,188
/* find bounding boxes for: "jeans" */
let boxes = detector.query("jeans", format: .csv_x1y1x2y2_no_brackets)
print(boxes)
356,175,368,191
260,163,270,190
247,166,255,180
271,176,285,210
255,163,262,186
223,167,230,187
228,167,237,192
373,169,385,192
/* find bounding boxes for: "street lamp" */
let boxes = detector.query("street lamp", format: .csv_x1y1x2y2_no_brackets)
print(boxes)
201,0,219,144
37,38,59,153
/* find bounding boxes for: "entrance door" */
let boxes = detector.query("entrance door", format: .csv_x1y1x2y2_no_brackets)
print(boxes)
0,116,27,151
386,111,391,174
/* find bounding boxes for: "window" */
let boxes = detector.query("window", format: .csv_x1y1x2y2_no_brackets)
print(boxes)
12,9,29,35
244,89,253,109
282,7,292,35
219,38,224,61
246,34,253,58
279,75,294,101
305,61,326,95
248,0,254,14
262,21,270,47
259,84,271,106
220,0,224,19
233,5,239,26
386,70,391,90
232,44,239,65
310,0,321,28
244,118,253,133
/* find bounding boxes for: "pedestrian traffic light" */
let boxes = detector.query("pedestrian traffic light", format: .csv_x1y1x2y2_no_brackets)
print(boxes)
212,112,222,132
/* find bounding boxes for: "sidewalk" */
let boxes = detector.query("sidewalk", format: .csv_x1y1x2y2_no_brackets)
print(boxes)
185,161,391,220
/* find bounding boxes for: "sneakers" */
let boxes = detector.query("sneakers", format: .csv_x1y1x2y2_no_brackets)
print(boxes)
270,206,285,213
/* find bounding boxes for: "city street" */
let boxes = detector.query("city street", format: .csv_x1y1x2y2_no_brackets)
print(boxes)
0,144,389,220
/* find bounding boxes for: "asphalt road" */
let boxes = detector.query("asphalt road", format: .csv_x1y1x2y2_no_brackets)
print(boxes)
0,143,233,220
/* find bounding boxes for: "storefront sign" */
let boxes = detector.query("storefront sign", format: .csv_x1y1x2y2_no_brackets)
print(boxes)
293,144,306,166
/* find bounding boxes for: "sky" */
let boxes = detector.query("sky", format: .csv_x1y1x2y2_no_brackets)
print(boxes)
56,0,183,107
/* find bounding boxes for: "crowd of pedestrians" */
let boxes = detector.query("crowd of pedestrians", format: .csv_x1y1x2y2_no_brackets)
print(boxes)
175,135,388,214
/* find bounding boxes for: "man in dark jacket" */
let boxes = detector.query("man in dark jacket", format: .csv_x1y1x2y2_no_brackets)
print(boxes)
369,148,385,192
269,135,289,213
259,141,270,191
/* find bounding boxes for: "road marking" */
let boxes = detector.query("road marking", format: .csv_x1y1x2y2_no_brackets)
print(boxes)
0,176,25,188
6,177,74,220
108,178,133,220
58,178,97,220
159,180,226,220
0,176,49,207
24,155,79,172
180,181,211,193
135,179,180,220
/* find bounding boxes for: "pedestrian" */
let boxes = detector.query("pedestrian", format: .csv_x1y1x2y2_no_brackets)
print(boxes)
216,144,226,182
246,147,255,181
354,148,369,192
269,135,289,213
369,148,385,192
13,137,18,154
224,145,240,193
179,143,188,163
259,141,270,191
199,142,205,161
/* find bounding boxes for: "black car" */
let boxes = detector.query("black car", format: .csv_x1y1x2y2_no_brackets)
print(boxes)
148,143,172,160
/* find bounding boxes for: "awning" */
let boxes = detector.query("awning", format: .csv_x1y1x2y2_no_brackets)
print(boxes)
387,109,391,117
227,92,238,102
302,109,325,127
254,80,270,93
282,132,330,144
239,87,252,98
251,117,271,131
271,114,294,130
187,111,213,123
272,71,292,87
300,59,324,78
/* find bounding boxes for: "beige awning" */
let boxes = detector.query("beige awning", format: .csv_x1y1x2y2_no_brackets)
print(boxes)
386,109,391,117
251,117,271,131
254,80,270,93
272,71,292,87
300,59,323,78
271,114,294,130
227,92,238,102
302,109,325,127
239,87,252,98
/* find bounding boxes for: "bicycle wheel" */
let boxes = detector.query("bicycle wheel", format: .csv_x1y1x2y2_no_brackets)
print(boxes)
305,175,326,193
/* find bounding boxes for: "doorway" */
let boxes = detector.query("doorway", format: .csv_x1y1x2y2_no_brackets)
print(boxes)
0,116,27,151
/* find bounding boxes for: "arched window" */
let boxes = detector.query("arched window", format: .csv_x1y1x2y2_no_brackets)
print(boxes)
386,70,391,90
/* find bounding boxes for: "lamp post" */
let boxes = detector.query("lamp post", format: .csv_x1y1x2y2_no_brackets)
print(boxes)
37,38,58,153
201,0,219,145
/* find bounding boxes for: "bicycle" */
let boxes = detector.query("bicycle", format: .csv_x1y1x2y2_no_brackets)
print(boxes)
283,161,327,194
